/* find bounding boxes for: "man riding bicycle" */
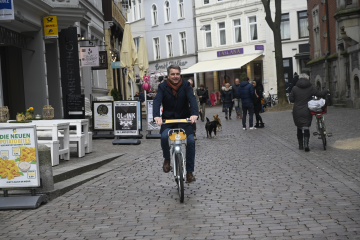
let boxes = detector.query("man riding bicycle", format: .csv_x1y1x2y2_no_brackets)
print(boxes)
153,65,199,183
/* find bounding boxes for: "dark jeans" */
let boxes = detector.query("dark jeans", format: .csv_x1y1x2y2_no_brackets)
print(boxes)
254,109,263,124
224,107,232,116
161,128,195,172
242,102,254,128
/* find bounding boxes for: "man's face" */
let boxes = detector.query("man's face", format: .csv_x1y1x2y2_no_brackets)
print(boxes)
168,68,181,83
235,79,239,84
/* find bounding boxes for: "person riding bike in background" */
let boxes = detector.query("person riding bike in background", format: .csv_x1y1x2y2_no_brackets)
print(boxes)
153,65,199,183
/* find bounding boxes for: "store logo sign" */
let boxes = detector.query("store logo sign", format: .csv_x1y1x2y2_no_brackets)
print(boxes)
0,0,14,20
217,48,243,57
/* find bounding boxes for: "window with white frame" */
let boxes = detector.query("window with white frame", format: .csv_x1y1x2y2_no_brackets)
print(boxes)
204,0,210,4
154,38,160,60
152,4,158,26
218,22,226,46
233,19,241,43
180,32,187,55
280,13,290,40
248,16,258,41
166,35,173,57
298,11,309,38
134,37,140,52
165,1,171,22
178,0,184,18
204,25,212,48
138,0,142,18
132,0,137,21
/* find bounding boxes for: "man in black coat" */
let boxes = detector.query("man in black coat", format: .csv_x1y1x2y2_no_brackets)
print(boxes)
232,78,242,119
197,84,208,121
238,77,255,130
153,65,199,183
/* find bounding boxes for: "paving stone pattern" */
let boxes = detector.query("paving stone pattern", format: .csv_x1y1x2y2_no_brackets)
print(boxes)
1,106,360,240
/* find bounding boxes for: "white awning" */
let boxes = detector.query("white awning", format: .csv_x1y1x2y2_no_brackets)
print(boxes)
181,54,263,74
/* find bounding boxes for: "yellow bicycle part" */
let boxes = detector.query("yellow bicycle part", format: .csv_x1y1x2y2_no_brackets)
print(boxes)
168,132,187,141
164,119,189,124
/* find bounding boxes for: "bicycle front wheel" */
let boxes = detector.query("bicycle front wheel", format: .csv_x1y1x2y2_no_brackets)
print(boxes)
317,119,326,150
175,152,184,203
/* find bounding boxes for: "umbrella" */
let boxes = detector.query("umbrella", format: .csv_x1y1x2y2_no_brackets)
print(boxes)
120,23,138,99
137,37,149,80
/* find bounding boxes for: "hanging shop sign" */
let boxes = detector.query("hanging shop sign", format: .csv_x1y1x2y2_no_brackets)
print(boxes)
93,101,113,131
114,101,139,136
92,51,108,70
217,48,244,57
146,100,162,130
80,46,99,67
0,0,14,21
43,16,59,39
111,61,123,69
59,27,82,119
0,125,40,188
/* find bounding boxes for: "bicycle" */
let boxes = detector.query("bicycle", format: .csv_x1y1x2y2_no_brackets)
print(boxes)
163,118,191,203
310,96,332,150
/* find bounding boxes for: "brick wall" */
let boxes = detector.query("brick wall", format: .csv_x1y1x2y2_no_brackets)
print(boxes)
307,0,337,60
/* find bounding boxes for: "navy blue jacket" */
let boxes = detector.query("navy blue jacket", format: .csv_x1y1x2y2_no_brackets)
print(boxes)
153,80,199,135
232,84,241,99
238,81,255,104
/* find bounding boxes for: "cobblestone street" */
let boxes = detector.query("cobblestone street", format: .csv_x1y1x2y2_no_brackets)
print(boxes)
1,106,360,240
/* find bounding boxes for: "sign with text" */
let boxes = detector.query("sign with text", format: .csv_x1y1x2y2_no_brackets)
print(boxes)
80,46,99,67
93,101,113,131
0,0,14,20
217,48,243,57
255,45,264,50
0,126,40,188
111,61,123,69
146,100,162,131
114,101,139,136
59,27,81,119
92,51,108,70
67,94,85,119
43,16,59,39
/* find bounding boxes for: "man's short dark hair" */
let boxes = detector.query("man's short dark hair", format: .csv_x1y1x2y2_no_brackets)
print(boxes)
200,84,204,87
167,65,181,75
244,77,250,82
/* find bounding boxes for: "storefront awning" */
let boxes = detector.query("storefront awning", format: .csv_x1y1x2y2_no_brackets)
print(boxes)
181,54,262,74
294,52,310,59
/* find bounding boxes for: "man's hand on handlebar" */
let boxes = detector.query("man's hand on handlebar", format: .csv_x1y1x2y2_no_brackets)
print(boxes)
190,115,198,124
154,117,163,126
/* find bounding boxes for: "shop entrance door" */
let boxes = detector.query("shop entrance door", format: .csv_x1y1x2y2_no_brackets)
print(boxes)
283,58,293,87
0,46,26,119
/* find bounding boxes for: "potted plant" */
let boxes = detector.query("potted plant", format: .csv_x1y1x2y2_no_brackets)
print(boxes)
26,107,34,119
16,112,26,122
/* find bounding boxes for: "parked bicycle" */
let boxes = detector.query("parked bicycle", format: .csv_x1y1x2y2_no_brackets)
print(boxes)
163,118,191,203
263,88,277,108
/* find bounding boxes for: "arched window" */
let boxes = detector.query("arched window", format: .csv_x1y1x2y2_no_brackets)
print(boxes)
316,81,321,91
165,1,170,22
178,0,184,18
152,5,158,26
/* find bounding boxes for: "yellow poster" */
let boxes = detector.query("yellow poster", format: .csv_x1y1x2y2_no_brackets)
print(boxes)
43,16,58,39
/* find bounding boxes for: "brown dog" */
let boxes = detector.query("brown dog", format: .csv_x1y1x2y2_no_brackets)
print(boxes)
213,114,222,131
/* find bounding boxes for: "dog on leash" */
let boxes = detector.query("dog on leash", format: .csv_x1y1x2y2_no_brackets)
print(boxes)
205,117,221,139
213,114,222,132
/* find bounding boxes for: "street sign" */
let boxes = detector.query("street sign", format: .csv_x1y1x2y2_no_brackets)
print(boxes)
43,16,59,39
0,0,14,21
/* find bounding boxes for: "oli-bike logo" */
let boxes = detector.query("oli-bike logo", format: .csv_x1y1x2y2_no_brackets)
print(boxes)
117,113,135,128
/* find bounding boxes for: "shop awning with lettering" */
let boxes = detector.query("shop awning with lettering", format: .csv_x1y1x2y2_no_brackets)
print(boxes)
181,54,263,74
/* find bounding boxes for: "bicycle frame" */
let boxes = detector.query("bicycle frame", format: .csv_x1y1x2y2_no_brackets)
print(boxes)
168,129,187,182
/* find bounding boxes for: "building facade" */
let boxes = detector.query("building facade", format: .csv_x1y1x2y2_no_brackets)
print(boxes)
143,0,198,82
0,0,109,119
307,0,360,108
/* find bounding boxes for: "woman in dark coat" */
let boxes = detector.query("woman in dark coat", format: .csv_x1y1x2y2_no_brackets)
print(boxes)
253,77,264,128
289,74,328,152
221,83,233,120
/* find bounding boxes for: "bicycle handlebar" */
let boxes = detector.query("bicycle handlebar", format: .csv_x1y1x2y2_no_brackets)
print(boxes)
163,118,192,124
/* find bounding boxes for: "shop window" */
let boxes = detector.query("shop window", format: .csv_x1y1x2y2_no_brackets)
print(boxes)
281,13,290,40
355,76,360,97
298,11,309,38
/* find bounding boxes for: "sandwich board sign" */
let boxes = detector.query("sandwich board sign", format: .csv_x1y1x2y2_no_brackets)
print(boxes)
113,101,139,136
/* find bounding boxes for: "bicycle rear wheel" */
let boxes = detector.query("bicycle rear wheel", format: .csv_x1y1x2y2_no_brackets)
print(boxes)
175,153,184,203
317,119,326,150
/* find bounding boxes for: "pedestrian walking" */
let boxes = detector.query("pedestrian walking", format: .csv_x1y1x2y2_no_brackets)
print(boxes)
221,83,233,120
197,84,208,122
238,77,255,130
232,78,242,119
188,79,201,140
289,73,329,152
252,78,265,128
289,72,299,93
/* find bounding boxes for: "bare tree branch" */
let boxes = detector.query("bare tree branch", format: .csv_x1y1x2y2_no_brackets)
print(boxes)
261,0,274,31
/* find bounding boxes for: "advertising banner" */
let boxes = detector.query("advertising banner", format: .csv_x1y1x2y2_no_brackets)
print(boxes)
93,101,113,131
147,100,162,130
114,101,139,136
43,16,59,39
80,46,99,67
0,0,14,21
0,126,40,188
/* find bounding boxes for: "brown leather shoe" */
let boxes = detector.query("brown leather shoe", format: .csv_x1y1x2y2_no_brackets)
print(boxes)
186,172,196,183
163,159,171,173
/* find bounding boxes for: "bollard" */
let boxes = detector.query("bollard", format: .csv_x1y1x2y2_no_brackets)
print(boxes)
37,144,54,193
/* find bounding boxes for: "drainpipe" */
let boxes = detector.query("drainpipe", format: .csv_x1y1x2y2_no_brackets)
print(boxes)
325,0,332,105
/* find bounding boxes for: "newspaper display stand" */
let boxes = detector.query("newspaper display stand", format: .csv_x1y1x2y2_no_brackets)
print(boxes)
92,101,115,139
0,125,47,209
112,101,142,145
146,100,161,139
